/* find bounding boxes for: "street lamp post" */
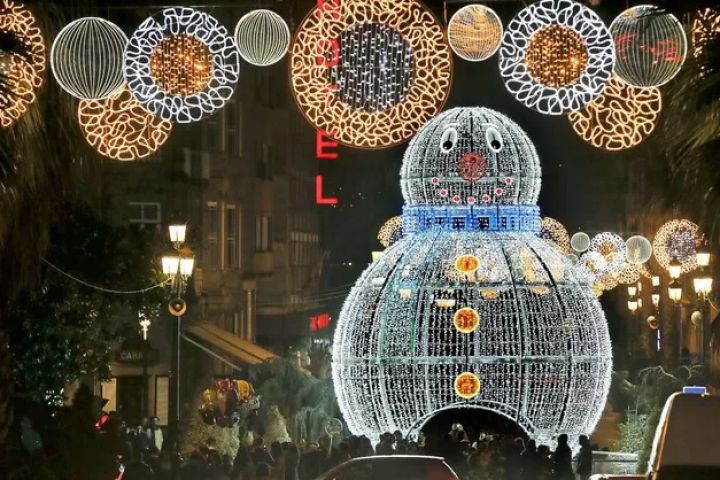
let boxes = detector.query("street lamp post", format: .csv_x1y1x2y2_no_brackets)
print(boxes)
693,247,712,362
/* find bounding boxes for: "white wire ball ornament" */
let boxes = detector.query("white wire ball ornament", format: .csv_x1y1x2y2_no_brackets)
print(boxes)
610,5,687,88
653,219,700,274
448,4,503,62
377,216,403,248
571,232,591,253
290,0,452,149
626,235,653,265
234,9,290,67
124,7,240,124
589,232,626,274
539,217,570,253
498,0,615,115
568,76,662,151
78,87,173,161
50,17,127,100
0,0,46,128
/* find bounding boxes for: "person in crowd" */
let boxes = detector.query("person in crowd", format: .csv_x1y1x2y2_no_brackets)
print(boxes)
576,435,593,480
553,434,574,480
375,432,394,455
283,442,300,480
255,462,272,480
133,424,150,454
251,436,274,466
146,416,164,453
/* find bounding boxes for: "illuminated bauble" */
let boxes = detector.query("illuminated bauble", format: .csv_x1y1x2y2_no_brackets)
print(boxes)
377,216,403,248
625,235,653,265
124,7,240,123
0,0,46,128
290,0,452,149
334,107,611,447
647,316,659,330
613,263,641,285
234,9,290,67
499,0,615,115
579,251,608,282
571,232,591,253
50,17,127,100
568,77,662,151
653,220,700,274
598,272,619,291
454,372,481,399
448,4,503,62
589,233,626,274
610,5,687,88
78,87,173,161
692,8,720,60
691,311,703,327
539,217,570,253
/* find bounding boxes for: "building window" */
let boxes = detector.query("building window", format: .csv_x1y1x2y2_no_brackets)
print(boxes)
256,143,273,180
205,202,219,269
128,202,161,226
225,205,238,269
225,101,242,157
255,216,271,252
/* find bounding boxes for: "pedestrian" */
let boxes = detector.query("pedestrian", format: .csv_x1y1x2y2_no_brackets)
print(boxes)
576,435,593,480
283,443,300,480
553,434,573,480
146,416,164,453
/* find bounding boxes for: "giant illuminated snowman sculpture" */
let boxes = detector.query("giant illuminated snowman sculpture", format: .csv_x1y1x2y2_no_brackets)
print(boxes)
332,107,612,446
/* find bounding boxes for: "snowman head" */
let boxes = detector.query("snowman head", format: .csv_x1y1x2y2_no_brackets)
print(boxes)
401,107,541,207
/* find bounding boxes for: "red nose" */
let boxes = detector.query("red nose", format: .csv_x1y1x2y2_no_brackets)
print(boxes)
457,152,488,183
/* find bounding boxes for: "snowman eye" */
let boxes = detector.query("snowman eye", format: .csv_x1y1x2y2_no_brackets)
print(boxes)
486,127,503,153
440,127,459,153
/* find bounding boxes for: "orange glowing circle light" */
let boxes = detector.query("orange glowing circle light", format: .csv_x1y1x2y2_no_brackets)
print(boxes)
149,35,213,97
0,0,46,128
454,372,481,399
525,25,588,88
454,254,480,274
290,0,452,149
453,307,480,333
78,87,173,161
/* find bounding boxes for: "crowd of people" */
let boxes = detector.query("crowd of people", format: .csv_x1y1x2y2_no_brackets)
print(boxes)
115,421,594,480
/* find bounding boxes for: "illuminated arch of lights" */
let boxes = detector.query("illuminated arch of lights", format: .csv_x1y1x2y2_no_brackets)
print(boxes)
290,0,452,149
498,0,615,115
234,9,290,67
0,0,46,128
50,17,127,100
78,87,173,161
653,219,700,274
377,216,403,248
610,5,687,88
124,7,240,124
539,217,570,254
448,4,503,62
568,76,662,151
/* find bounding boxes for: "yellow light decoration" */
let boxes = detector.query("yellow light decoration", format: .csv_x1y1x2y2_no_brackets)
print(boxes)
377,216,403,248
692,8,720,59
478,288,501,300
591,283,604,297
526,25,588,88
0,0,46,128
598,272,619,291
150,35,213,97
78,87,173,161
539,217,570,254
454,254,480,274
530,286,551,296
653,220,700,274
647,316,659,330
454,372,481,399
447,4,503,62
568,77,662,151
613,262,640,285
290,0,452,149
453,307,480,333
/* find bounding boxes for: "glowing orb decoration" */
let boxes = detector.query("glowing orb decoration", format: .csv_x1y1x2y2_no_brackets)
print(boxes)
290,0,452,149
448,4,503,62
499,0,615,115
78,87,173,161
454,307,480,334
539,217,570,253
124,7,240,124
653,219,700,274
454,372,481,399
50,17,127,100
568,76,662,151
691,311,702,327
625,235,653,265
610,5,687,88
613,262,641,285
377,216,403,248
335,107,611,447
0,0,46,128
647,316,659,330
589,233,626,274
692,8,720,60
571,232,591,253
234,9,290,67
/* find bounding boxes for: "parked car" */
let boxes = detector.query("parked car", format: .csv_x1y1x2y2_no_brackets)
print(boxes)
591,387,720,480
312,455,459,480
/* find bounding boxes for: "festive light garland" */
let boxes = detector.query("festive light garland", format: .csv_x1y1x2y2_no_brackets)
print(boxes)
0,0,46,128
498,0,615,115
610,5,687,88
539,217,570,254
377,216,404,248
333,107,611,447
124,7,240,123
448,4,503,62
78,87,173,161
625,235,652,265
234,9,290,67
290,0,452,149
50,17,127,100
568,76,662,151
653,219,700,274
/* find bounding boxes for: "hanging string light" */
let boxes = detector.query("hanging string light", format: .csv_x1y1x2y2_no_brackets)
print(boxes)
447,4,503,62
234,9,290,66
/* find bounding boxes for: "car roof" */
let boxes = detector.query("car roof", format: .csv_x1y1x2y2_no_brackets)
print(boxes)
346,455,446,462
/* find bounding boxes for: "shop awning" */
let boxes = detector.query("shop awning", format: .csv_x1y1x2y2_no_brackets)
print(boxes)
184,322,278,365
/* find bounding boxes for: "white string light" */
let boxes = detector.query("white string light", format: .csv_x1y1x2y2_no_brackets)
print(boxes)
653,219,700,274
50,17,127,100
234,9,290,67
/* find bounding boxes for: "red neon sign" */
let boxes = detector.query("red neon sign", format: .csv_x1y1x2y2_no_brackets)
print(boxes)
315,175,338,205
